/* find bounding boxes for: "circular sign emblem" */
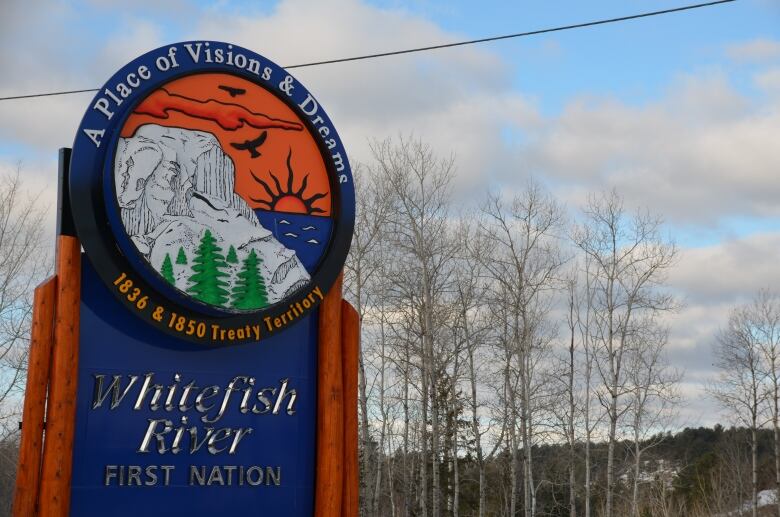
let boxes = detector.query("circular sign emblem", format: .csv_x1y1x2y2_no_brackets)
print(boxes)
70,42,354,345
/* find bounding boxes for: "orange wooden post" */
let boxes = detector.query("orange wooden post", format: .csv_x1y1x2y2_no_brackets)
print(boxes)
38,236,81,517
315,273,344,517
12,278,57,517
341,300,360,517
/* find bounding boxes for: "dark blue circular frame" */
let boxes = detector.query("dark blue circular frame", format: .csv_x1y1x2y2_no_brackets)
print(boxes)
70,41,355,344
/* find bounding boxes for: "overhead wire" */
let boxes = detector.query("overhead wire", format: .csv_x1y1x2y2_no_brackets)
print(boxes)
0,0,736,102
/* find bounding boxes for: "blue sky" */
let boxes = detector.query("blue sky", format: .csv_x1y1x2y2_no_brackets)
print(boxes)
376,0,776,108
5,0,775,113
0,0,779,425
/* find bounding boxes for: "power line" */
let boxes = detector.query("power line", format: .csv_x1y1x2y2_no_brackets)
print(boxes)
0,0,736,102
284,0,736,69
1,88,102,101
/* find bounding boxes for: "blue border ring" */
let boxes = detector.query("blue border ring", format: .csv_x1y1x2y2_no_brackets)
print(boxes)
70,41,355,345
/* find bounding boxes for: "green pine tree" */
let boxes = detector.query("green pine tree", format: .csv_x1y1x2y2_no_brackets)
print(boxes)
187,230,230,307
176,246,188,265
161,253,175,285
226,245,238,264
231,249,269,310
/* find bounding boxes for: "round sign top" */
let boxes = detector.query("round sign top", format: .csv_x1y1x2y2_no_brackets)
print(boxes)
70,41,355,345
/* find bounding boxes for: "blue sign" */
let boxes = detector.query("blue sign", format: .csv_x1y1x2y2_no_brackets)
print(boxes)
70,261,317,514
66,42,354,514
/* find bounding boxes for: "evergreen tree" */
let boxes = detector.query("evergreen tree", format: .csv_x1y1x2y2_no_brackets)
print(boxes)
226,245,238,264
187,230,230,306
161,253,175,285
231,249,269,310
176,246,188,265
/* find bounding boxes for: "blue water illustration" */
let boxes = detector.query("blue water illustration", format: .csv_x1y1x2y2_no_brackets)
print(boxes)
254,210,333,273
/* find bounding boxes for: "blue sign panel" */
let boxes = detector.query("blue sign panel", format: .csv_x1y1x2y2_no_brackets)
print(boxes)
64,41,354,513
70,259,317,515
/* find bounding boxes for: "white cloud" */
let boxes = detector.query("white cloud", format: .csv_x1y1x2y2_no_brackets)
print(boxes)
0,157,58,243
662,231,780,427
727,38,780,63
4,0,775,226
0,94,92,153
670,232,780,306
520,71,780,224
192,0,538,192
84,0,189,12
755,67,780,95
0,0,541,197
90,20,166,77
0,4,168,152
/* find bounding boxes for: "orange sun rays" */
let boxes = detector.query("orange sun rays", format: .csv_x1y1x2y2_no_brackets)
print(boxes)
249,148,328,216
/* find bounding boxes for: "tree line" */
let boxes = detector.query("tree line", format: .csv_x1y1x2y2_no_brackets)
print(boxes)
343,136,780,517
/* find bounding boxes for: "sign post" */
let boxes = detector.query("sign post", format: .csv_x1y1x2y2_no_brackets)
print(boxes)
12,41,358,517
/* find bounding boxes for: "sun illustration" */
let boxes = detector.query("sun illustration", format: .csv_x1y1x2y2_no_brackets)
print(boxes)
250,148,328,215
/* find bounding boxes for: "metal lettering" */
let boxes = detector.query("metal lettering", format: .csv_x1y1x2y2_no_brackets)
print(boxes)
92,374,139,410
138,419,173,453
265,466,281,486
272,378,297,416
190,465,206,486
246,466,263,486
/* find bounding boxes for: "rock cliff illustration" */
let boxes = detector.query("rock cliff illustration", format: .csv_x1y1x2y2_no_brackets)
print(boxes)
113,123,310,309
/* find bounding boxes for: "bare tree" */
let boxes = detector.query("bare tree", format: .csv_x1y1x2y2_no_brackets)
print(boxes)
371,136,457,517
579,254,602,517
573,189,677,517
343,141,695,517
488,280,522,517
479,181,565,517
710,291,780,517
711,294,774,517
625,322,681,517
689,430,753,517
0,171,49,434
0,169,50,516
748,290,780,517
550,273,580,517
454,218,501,517
344,162,392,515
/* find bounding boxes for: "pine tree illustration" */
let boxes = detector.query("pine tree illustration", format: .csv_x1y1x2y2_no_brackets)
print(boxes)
231,249,269,310
187,230,230,306
226,245,238,264
176,246,188,265
161,253,175,285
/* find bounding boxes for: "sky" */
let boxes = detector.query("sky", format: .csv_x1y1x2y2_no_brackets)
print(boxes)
0,0,779,428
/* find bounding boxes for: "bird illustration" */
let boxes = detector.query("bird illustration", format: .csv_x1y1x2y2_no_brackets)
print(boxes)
231,131,268,158
218,85,246,97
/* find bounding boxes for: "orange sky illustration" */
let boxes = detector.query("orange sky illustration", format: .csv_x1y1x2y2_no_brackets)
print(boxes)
120,73,331,216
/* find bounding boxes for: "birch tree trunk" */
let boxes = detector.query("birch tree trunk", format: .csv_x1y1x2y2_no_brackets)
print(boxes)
478,182,564,517
565,278,577,517
749,291,780,517
343,165,390,516
372,299,389,516
371,136,456,517
573,190,677,517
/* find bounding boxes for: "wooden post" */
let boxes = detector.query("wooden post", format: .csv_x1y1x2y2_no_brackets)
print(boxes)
12,278,56,517
38,235,81,517
315,273,344,517
341,300,359,517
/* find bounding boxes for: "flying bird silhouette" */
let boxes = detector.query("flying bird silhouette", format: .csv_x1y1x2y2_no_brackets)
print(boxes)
218,85,246,97
231,131,268,158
